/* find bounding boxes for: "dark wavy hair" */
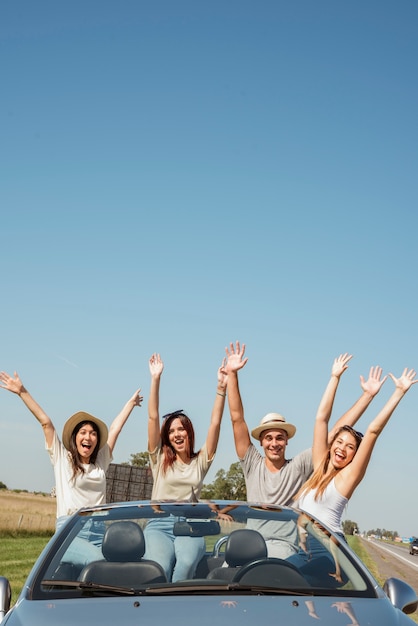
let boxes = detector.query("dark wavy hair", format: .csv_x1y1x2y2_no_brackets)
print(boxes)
68,420,101,481
160,411,199,474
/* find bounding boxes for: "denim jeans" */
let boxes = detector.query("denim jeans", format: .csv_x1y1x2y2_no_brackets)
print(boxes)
57,516,104,567
143,515,205,582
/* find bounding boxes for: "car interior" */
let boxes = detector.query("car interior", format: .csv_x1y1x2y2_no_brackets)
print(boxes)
37,502,378,599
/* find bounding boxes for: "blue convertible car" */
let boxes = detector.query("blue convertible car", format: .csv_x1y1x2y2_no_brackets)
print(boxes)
1,500,417,625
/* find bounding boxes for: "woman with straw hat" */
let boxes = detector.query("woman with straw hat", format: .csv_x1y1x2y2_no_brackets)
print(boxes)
0,369,143,531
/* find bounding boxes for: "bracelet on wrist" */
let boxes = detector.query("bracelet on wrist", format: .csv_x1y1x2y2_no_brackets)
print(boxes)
217,391,226,397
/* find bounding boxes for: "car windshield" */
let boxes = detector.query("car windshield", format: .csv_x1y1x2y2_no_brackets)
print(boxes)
34,501,375,600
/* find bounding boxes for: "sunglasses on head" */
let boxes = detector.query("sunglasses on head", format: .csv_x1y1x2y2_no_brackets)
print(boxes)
162,409,185,421
341,425,363,440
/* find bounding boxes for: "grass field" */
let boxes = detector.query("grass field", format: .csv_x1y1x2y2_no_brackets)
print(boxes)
0,490,56,533
0,535,52,603
0,490,55,604
348,535,385,585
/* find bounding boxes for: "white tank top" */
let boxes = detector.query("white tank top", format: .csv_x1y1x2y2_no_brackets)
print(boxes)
298,478,348,534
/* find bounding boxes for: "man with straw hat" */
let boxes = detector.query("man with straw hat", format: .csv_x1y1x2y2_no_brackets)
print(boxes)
223,342,386,558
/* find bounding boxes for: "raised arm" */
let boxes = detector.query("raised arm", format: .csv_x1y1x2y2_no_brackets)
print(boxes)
0,370,55,447
148,353,163,452
329,365,387,439
205,358,228,459
225,341,250,459
312,354,352,467
107,388,143,453
337,367,418,499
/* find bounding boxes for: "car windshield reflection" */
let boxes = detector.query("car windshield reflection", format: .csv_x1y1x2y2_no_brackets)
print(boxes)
33,501,374,600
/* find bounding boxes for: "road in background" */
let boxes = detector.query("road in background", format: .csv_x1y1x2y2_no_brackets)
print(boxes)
367,540,418,572
360,537,418,601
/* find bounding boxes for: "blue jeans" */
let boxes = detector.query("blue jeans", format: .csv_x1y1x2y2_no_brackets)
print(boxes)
57,516,104,567
143,516,205,582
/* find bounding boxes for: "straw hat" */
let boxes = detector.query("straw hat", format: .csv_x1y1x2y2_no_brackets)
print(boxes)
251,412,296,441
62,411,108,451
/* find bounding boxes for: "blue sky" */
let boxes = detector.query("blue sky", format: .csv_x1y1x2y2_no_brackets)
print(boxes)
1,1,417,537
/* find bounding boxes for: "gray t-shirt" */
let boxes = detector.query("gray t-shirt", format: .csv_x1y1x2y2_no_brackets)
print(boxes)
242,443,313,506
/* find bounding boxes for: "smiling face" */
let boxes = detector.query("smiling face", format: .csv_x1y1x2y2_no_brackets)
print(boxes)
330,430,359,470
168,417,190,459
74,421,99,463
260,428,288,469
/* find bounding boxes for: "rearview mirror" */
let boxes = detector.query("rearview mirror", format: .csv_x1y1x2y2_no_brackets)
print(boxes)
174,519,221,537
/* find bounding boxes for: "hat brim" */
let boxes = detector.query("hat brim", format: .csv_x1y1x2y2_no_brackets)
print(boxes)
62,412,108,451
251,421,296,441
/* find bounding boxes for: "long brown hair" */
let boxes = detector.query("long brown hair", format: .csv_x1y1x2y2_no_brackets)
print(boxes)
68,420,101,481
160,411,199,474
296,425,362,502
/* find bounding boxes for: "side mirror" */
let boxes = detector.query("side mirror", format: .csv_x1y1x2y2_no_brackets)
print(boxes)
383,577,418,615
0,576,11,620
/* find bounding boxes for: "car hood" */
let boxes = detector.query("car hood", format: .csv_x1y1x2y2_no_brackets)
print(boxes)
2,594,413,626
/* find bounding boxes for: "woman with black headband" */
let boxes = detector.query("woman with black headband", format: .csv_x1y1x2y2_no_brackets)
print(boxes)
143,352,228,582
296,355,417,546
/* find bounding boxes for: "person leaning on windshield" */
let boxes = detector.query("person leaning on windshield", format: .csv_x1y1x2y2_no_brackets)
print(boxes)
224,343,387,559
0,369,143,533
143,352,228,582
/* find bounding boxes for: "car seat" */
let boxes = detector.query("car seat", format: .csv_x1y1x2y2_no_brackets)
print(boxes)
79,521,167,586
206,529,267,581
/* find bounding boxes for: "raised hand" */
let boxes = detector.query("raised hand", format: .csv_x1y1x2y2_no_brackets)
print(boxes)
0,371,24,395
360,366,387,397
225,341,248,374
131,389,144,407
217,357,228,387
331,353,353,379
389,368,418,393
149,353,164,378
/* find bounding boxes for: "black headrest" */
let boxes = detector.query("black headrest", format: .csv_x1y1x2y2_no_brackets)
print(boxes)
225,529,267,567
102,521,146,562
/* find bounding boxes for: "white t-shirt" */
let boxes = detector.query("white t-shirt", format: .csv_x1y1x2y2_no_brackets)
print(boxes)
149,442,213,500
47,431,112,518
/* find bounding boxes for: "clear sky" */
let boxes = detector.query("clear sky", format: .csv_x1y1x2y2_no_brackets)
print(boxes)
1,1,417,537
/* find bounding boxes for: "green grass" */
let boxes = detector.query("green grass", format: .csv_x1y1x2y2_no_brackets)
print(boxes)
347,535,385,585
0,533,52,604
